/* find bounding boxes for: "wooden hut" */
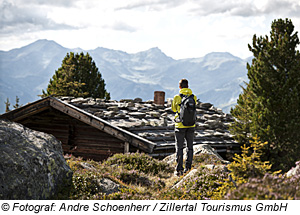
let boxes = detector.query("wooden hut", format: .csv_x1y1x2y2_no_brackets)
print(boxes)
1,96,239,160
0,96,155,161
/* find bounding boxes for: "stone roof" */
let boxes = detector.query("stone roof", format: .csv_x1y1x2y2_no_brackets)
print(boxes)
57,96,239,158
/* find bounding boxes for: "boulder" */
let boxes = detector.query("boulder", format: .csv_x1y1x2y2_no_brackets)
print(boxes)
79,161,121,195
163,144,228,165
286,161,300,178
172,169,198,189
0,120,73,200
97,178,121,195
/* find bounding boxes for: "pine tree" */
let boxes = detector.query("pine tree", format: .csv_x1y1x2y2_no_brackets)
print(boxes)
13,96,20,109
4,98,10,112
42,52,110,99
230,18,300,171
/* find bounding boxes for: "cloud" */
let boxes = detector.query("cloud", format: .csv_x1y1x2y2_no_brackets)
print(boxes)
264,0,300,17
117,0,300,18
0,0,77,35
116,0,185,11
188,0,300,17
11,0,79,7
106,21,138,33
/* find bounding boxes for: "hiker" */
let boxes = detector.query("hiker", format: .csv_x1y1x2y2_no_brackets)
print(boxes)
171,79,197,176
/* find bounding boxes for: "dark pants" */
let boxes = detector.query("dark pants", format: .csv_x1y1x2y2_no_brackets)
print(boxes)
175,127,195,172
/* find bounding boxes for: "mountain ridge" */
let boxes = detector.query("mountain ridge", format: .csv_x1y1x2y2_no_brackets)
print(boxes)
0,39,250,113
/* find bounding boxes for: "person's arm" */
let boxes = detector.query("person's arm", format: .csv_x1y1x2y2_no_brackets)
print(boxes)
172,95,181,113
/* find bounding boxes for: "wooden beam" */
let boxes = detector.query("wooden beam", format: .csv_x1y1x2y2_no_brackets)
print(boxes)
124,142,130,153
49,97,156,153
0,98,51,121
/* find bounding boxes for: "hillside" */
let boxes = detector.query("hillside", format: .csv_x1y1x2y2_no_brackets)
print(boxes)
0,39,250,113
62,150,300,200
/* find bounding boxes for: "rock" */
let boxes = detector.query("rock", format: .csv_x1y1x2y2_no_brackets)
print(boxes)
71,97,88,104
149,119,163,127
172,169,198,188
196,122,207,130
196,108,206,114
134,98,143,103
286,161,300,177
107,106,119,112
126,101,135,107
104,111,118,118
163,144,228,165
87,100,97,106
165,107,174,113
204,164,228,171
0,120,73,200
119,99,134,103
205,119,222,129
199,103,213,109
95,100,107,108
80,162,96,171
94,111,104,118
128,112,146,118
96,98,106,103
173,164,229,189
193,144,227,162
149,111,160,118
166,98,173,107
139,107,149,113
59,96,74,102
97,178,121,195
78,163,120,195
115,112,128,119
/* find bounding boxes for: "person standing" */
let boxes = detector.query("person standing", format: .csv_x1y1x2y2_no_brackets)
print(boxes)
171,79,197,176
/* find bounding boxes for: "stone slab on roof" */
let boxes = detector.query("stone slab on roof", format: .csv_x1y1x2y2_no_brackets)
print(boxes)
58,96,239,158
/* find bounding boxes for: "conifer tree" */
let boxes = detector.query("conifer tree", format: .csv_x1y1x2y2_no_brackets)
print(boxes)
4,98,10,112
13,96,20,109
42,52,110,100
230,18,300,171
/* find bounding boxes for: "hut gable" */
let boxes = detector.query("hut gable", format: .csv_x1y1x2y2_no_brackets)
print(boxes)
0,96,239,160
0,97,155,161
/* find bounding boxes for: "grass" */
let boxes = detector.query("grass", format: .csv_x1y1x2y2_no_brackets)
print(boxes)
56,152,227,200
55,150,300,200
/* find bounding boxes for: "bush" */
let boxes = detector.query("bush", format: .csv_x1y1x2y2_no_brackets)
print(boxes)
159,166,229,200
104,152,173,176
211,136,275,199
70,170,103,200
111,169,165,190
225,173,300,199
63,149,300,200
228,136,273,183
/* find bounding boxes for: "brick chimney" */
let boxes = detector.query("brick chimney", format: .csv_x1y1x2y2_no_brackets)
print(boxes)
154,91,165,106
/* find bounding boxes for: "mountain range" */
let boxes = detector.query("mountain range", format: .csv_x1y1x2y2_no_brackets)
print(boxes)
0,39,250,113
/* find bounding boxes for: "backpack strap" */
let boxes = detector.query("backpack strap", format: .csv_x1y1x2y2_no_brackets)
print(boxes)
178,94,183,106
179,94,194,100
177,93,194,109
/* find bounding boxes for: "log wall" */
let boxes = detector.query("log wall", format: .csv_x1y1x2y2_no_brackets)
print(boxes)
17,107,129,161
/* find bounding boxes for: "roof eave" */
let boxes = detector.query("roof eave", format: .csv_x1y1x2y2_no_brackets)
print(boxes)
0,96,156,153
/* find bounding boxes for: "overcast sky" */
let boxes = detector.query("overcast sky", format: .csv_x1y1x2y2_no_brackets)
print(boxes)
1,0,300,59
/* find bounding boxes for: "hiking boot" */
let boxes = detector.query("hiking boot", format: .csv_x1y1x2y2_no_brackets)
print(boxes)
174,171,183,177
183,168,191,173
